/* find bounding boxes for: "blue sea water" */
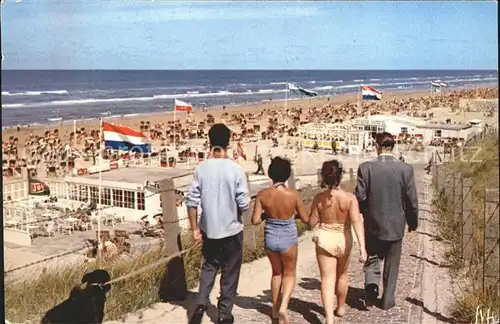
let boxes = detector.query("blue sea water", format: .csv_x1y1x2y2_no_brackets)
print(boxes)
1,70,498,127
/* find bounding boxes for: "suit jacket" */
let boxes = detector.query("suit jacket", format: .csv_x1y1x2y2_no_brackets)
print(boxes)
354,154,418,241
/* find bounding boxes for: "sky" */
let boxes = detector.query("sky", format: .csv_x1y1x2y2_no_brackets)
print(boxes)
1,1,498,70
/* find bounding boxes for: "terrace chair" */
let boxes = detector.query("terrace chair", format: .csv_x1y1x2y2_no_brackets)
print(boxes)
80,220,93,231
112,213,125,224
59,219,74,235
103,214,115,227
40,221,56,237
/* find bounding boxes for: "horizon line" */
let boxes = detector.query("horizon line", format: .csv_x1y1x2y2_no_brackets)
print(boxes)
2,68,499,72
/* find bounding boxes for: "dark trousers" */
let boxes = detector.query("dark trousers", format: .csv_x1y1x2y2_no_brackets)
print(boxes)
254,165,265,175
197,231,243,319
363,235,403,308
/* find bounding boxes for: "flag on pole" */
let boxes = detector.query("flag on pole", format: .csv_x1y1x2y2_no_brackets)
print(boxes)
174,99,193,112
361,86,383,100
430,81,447,92
102,121,151,153
237,141,247,160
287,83,318,97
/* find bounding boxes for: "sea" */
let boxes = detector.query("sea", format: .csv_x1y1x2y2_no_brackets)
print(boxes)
1,70,498,128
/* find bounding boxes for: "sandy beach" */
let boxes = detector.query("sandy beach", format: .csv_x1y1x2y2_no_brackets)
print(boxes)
3,86,497,151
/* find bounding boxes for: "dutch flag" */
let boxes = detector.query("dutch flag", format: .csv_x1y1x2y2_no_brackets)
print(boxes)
102,121,151,153
361,86,383,100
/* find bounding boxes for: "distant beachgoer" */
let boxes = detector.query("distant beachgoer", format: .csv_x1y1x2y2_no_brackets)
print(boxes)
254,154,265,175
187,123,250,324
398,152,405,163
355,132,418,310
308,160,366,324
251,157,309,323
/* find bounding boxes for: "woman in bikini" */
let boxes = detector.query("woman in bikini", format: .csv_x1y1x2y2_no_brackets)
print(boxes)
251,157,309,323
308,160,367,324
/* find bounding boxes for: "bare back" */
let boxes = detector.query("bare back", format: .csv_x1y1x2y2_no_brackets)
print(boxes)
314,189,353,225
259,187,298,220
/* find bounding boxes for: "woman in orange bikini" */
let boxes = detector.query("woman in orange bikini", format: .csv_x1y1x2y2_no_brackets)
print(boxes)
308,160,367,324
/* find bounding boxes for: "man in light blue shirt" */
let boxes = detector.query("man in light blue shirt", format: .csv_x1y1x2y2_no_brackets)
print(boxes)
187,123,250,324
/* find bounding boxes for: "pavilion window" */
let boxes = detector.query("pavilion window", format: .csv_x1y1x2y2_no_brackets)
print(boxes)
89,186,99,204
78,185,88,202
137,192,145,210
101,188,111,206
112,189,124,207
69,184,78,200
123,190,135,209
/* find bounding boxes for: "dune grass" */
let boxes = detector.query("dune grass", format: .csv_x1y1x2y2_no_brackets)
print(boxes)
432,133,499,323
5,181,356,323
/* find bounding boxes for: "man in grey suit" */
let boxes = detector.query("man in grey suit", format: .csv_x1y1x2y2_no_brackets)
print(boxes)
354,132,419,310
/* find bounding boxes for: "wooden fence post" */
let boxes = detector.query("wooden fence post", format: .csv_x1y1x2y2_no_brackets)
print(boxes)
483,189,500,296
243,173,258,251
453,172,463,222
159,178,188,302
443,167,454,202
433,164,441,189
461,178,474,261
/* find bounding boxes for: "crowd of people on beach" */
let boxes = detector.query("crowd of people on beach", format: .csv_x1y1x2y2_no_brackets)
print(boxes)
186,123,418,324
2,87,497,181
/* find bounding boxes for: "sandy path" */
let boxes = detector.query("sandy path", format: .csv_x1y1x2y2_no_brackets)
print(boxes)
103,167,430,324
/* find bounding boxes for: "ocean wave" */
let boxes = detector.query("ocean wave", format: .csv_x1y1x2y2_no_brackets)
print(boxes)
2,76,496,110
353,79,364,82
3,88,288,109
2,90,68,96
332,77,497,90
314,86,335,90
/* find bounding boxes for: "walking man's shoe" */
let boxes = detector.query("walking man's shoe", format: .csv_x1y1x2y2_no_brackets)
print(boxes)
189,305,206,324
218,315,234,324
365,284,379,307
380,301,396,310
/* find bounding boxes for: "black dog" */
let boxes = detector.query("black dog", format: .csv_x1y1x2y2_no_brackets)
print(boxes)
41,269,111,324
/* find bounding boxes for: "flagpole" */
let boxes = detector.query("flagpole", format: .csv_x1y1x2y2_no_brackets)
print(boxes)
284,83,288,152
357,86,361,115
96,117,103,268
173,101,176,152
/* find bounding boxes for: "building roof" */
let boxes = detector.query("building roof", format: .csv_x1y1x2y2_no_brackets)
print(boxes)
366,115,427,127
65,167,194,191
419,123,471,130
